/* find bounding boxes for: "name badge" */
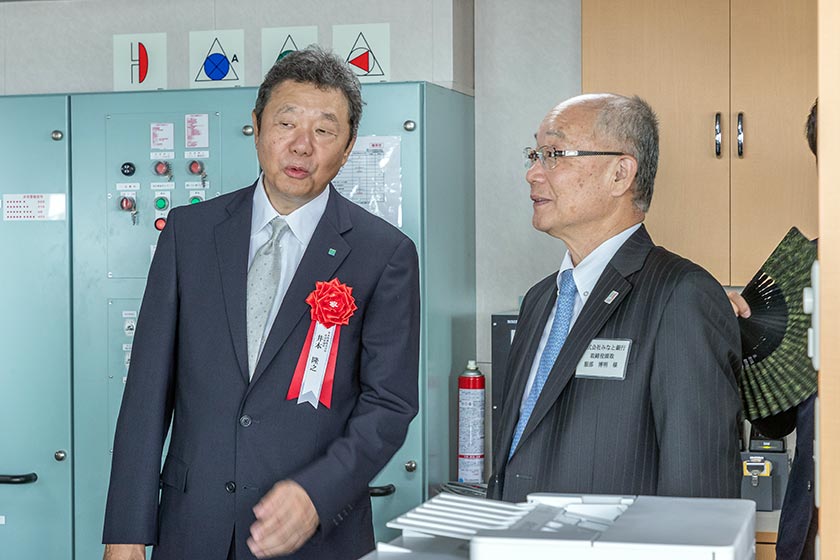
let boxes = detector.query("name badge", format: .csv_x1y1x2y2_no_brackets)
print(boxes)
575,339,632,380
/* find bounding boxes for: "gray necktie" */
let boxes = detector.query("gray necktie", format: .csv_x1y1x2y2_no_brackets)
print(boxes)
247,216,288,378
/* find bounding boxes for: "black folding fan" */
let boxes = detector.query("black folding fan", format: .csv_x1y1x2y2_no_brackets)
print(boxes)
738,227,817,421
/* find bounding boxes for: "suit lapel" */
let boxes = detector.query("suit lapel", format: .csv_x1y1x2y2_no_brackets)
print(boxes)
511,225,655,457
249,185,352,387
215,185,256,383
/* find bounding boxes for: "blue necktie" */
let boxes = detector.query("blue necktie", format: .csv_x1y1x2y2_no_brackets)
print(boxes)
509,268,577,460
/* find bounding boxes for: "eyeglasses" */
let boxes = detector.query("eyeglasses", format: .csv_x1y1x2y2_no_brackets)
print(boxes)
523,146,626,169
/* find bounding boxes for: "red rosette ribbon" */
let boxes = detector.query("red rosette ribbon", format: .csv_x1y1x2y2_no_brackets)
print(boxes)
287,279,357,408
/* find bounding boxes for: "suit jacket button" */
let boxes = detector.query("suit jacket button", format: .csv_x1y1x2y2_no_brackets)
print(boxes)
225,481,236,493
239,415,252,427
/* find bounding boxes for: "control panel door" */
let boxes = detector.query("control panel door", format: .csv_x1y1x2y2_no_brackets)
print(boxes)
0,95,72,559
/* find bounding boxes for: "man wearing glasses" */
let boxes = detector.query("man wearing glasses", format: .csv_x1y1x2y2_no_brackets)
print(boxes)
488,94,742,502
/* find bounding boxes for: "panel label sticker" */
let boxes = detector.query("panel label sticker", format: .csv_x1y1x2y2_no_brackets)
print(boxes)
185,114,209,148
3,194,67,221
333,136,401,226
151,123,174,150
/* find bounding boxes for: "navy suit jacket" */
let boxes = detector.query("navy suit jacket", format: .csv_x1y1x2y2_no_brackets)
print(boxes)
753,395,817,560
488,226,742,502
103,183,420,560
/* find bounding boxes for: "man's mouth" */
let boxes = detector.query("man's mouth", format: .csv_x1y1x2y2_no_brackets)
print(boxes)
285,165,310,179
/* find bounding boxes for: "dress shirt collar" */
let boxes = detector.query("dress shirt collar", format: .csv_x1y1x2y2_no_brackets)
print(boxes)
251,174,329,245
558,223,642,304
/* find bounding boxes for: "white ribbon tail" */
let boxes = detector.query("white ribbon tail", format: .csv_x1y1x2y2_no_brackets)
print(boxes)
297,322,335,409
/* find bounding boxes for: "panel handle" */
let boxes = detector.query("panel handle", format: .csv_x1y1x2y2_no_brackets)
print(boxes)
737,112,744,157
714,113,722,157
369,484,396,497
0,473,38,484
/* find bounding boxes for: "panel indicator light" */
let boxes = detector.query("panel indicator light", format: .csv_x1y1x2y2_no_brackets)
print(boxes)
153,161,171,176
154,218,167,231
154,197,168,210
188,160,205,175
189,196,203,205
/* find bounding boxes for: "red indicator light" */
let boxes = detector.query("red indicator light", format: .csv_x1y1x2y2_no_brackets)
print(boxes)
154,161,171,176
188,160,205,175
154,218,167,231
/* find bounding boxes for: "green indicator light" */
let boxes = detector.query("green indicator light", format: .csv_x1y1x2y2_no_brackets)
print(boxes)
155,197,168,210
189,196,202,205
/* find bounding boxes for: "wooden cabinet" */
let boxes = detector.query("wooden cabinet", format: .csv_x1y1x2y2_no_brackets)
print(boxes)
582,0,817,285
755,531,777,560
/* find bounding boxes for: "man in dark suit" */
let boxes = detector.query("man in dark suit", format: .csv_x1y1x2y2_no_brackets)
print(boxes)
729,99,819,560
102,47,420,560
488,93,742,502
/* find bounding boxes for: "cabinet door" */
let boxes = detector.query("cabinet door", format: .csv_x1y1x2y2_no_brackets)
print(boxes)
730,0,817,285
0,96,72,559
583,0,732,282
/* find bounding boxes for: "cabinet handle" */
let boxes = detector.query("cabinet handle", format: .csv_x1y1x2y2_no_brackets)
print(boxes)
369,484,396,497
0,472,38,484
714,113,722,158
737,112,744,157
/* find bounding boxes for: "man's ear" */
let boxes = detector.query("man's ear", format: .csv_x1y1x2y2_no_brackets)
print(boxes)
342,135,357,165
611,155,638,197
251,111,260,143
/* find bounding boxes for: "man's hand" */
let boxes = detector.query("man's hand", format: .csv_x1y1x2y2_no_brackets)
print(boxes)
103,544,145,560
248,480,319,558
727,291,751,318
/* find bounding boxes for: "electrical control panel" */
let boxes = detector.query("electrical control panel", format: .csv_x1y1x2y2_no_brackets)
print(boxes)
3,83,474,560
72,88,259,560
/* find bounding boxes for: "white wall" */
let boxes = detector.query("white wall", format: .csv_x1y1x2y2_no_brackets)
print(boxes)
474,0,581,374
0,0,473,94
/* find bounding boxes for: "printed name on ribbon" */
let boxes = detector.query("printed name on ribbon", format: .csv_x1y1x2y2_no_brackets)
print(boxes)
287,278,357,408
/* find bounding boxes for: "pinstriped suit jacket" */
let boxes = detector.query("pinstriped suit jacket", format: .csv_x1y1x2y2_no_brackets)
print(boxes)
488,225,742,502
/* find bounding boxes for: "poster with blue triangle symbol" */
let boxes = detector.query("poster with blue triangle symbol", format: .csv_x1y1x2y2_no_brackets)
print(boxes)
190,30,244,89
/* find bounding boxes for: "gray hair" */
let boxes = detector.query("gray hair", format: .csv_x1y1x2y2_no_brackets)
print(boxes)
593,95,659,212
254,46,363,144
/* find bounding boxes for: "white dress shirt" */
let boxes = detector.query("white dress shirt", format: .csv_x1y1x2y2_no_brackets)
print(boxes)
519,223,642,412
248,174,328,367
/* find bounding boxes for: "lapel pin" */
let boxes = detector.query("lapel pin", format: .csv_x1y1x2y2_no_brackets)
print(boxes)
604,290,619,304
328,248,337,257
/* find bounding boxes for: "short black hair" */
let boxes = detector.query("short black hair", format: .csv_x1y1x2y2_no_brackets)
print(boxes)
806,98,818,157
254,46,363,143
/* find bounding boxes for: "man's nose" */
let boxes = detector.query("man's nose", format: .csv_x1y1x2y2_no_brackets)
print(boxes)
290,130,314,156
526,160,543,184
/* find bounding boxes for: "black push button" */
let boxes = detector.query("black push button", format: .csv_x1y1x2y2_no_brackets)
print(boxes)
239,415,252,427
225,481,236,493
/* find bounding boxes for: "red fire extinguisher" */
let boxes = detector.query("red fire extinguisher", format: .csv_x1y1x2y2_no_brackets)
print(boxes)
458,360,485,483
